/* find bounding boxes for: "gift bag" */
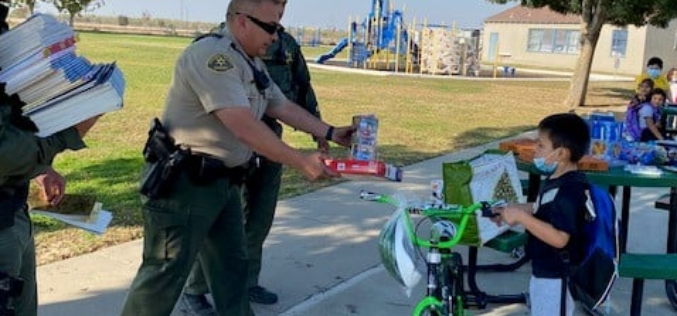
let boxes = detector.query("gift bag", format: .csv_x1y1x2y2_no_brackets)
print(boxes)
377,193,425,296
442,150,524,246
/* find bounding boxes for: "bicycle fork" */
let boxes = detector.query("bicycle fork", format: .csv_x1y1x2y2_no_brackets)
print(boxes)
426,245,454,315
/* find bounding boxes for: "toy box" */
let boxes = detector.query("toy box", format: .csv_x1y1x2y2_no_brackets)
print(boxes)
324,159,403,181
350,115,379,161
587,113,624,161
499,138,609,171
499,138,536,162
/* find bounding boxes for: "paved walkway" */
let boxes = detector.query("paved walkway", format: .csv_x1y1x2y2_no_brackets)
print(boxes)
37,136,675,315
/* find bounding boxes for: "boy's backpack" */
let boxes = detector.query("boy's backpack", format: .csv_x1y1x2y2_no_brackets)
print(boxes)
567,184,620,312
625,99,643,141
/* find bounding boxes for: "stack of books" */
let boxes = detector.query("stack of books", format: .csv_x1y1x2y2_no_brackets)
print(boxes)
0,14,125,137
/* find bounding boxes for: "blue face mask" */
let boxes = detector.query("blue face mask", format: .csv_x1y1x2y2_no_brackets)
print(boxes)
533,151,559,175
647,68,661,79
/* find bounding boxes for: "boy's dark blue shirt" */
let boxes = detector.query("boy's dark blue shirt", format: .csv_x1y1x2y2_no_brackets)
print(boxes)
528,170,588,278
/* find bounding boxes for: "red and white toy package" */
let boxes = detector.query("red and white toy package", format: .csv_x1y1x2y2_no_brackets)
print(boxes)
324,114,403,181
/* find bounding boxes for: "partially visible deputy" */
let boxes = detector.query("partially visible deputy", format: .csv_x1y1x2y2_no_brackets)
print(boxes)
0,4,103,314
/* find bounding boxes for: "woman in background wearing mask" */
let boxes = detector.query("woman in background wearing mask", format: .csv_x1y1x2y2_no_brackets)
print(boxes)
635,57,669,93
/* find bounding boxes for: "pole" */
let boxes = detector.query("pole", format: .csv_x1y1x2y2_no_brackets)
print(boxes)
493,39,500,79
420,18,427,75
395,19,401,73
348,16,354,67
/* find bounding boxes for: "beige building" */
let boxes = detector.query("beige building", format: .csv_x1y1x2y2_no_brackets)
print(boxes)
482,6,677,75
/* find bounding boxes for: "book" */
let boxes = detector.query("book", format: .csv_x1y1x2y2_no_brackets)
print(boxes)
27,188,113,235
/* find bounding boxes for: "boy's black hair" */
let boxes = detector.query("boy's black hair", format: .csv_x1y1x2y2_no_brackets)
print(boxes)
650,88,667,100
538,113,590,163
647,57,664,69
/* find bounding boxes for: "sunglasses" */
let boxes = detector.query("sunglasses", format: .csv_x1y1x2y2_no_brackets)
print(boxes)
236,12,284,35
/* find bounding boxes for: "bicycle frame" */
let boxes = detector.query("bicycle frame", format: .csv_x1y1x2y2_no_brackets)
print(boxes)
361,191,495,316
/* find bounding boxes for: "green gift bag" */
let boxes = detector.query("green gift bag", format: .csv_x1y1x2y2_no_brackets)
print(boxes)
442,150,524,246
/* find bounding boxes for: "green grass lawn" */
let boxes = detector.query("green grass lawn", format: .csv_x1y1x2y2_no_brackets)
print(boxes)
32,31,634,265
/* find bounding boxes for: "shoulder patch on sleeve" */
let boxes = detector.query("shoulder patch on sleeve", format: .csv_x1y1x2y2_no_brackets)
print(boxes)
207,54,234,73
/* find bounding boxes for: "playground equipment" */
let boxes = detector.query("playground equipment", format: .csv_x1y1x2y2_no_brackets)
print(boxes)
316,0,482,76
419,26,481,76
317,0,411,69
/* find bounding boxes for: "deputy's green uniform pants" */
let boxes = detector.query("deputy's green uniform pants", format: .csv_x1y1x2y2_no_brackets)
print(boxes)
0,186,37,316
185,160,283,293
121,172,252,316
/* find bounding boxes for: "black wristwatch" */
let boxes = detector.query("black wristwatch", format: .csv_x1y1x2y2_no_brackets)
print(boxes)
325,126,335,141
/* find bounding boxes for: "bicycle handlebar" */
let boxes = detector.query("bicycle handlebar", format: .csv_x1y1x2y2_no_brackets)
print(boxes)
360,190,504,250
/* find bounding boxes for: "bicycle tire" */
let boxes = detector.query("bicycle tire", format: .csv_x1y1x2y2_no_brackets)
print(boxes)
413,297,444,316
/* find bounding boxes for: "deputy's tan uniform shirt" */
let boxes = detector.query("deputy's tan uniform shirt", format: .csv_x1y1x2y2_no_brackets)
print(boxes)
163,27,286,167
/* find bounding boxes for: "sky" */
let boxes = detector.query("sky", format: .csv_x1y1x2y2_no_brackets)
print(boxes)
35,0,518,29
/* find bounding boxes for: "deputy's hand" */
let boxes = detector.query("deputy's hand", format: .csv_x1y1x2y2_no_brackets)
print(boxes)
317,139,330,154
300,152,340,181
33,167,66,206
330,125,355,147
75,115,103,137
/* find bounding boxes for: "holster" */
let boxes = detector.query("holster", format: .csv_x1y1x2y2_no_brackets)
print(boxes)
184,154,251,186
0,271,24,316
0,184,28,230
139,118,188,199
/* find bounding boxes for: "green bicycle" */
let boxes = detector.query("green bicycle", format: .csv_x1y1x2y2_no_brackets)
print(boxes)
360,190,503,316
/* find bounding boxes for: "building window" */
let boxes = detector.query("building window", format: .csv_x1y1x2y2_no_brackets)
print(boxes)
611,29,628,57
527,29,580,54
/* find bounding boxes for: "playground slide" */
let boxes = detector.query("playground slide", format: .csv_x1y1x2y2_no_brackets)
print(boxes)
316,37,349,64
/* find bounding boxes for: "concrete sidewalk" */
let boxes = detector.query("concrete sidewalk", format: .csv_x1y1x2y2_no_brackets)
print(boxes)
37,138,676,316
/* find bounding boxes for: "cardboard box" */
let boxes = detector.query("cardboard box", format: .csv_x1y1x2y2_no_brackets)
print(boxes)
324,159,403,182
578,155,609,172
499,138,536,162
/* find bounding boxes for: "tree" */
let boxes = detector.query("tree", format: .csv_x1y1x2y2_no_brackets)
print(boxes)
52,0,103,26
11,0,39,15
489,0,677,108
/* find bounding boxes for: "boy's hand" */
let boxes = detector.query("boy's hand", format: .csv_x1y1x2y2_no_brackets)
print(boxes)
489,201,507,226
495,205,523,226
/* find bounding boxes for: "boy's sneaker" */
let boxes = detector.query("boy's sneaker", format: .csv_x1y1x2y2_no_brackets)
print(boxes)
176,293,218,316
248,286,278,305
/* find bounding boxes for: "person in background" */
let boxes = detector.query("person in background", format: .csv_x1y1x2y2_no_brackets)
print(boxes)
667,67,677,104
638,88,667,141
635,57,669,93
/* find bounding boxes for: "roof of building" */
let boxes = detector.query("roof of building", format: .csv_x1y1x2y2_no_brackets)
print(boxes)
485,5,580,24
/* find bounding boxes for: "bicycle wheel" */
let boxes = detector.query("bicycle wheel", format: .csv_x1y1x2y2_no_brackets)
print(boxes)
413,297,444,316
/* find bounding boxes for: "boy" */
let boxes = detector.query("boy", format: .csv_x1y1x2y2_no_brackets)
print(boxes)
635,57,669,93
495,113,590,316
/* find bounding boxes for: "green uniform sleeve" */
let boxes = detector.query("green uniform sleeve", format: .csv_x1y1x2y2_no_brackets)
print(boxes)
0,107,85,185
285,33,321,119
